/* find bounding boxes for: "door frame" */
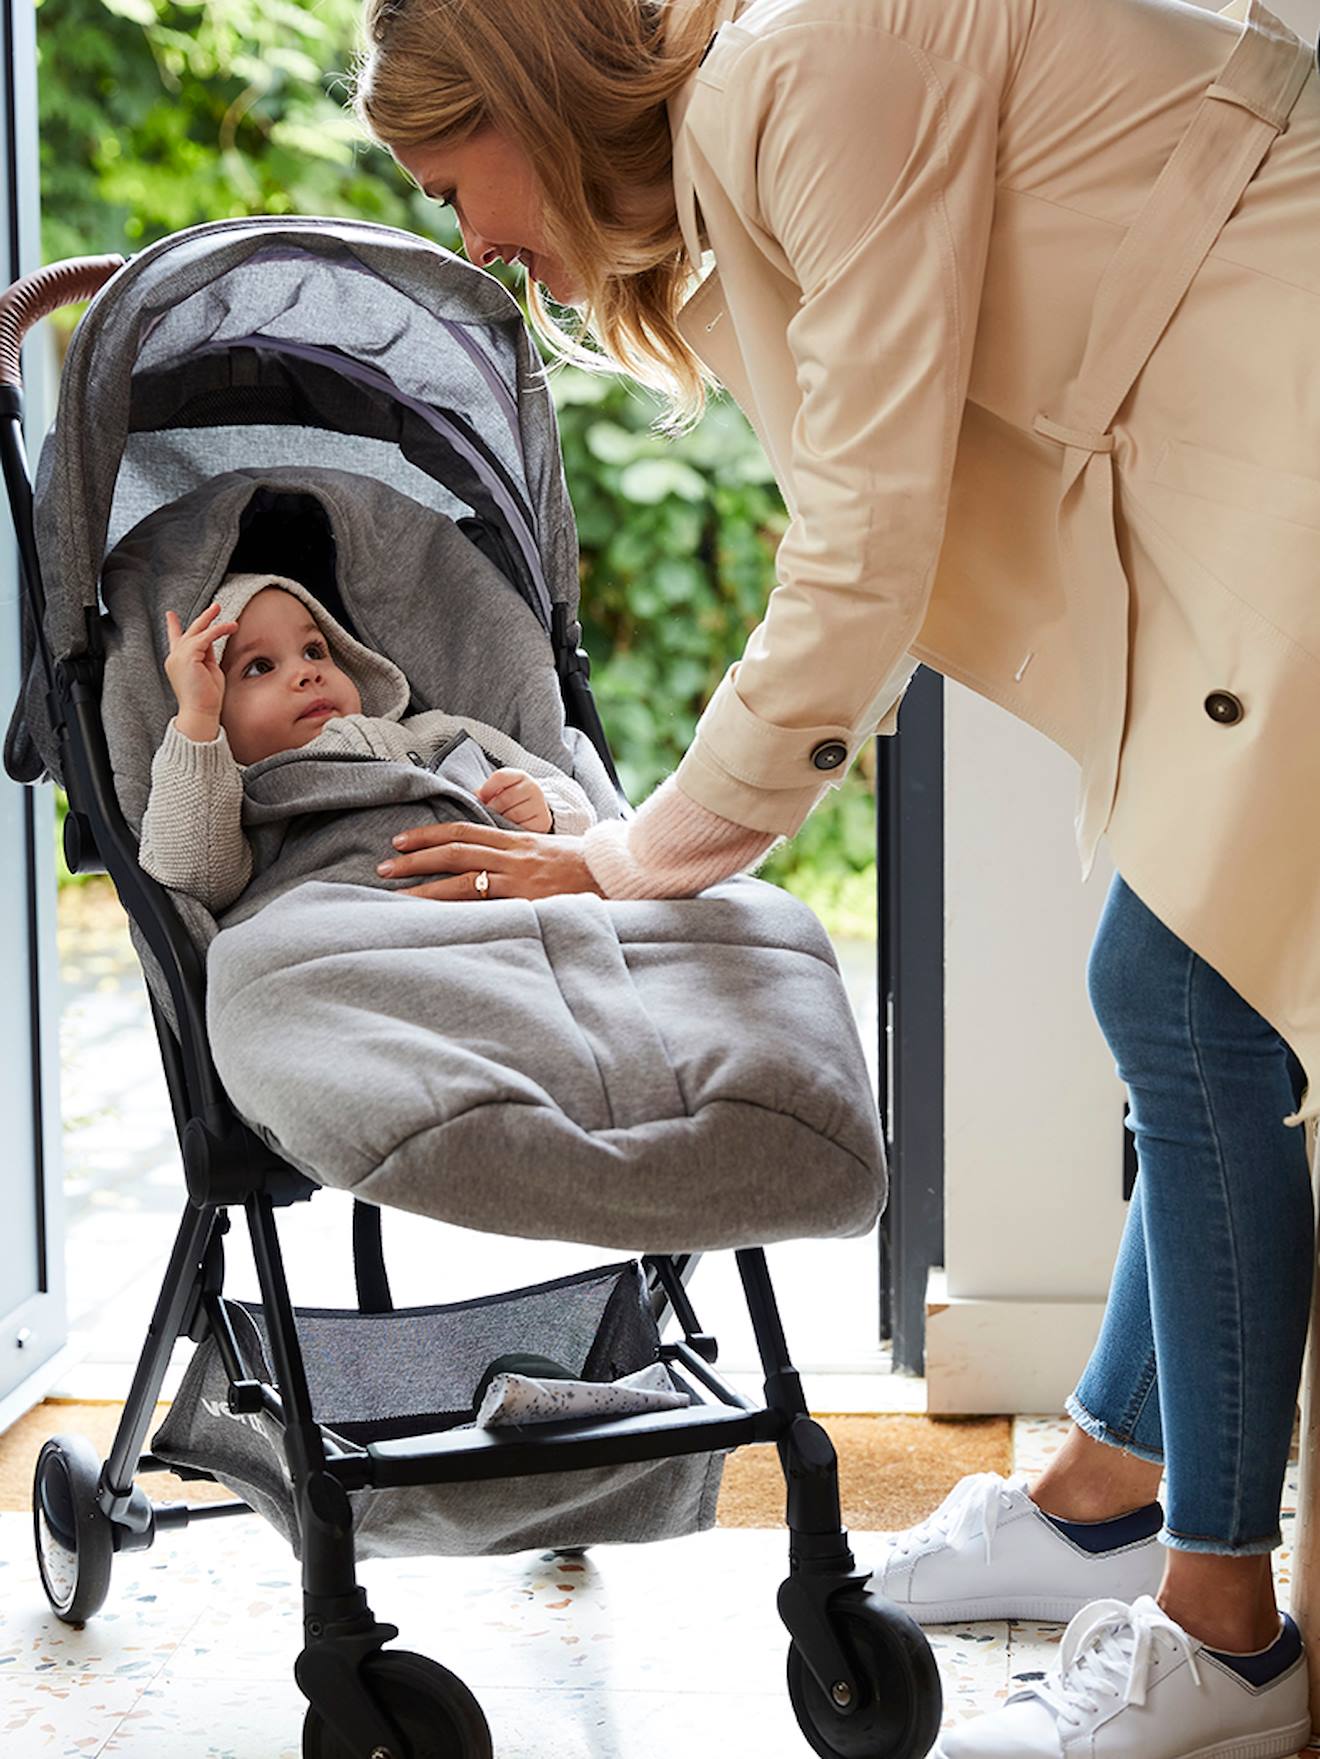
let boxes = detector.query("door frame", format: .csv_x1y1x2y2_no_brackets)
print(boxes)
0,0,70,1433
876,665,945,1376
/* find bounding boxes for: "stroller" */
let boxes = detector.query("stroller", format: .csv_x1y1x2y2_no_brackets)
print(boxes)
0,218,942,1759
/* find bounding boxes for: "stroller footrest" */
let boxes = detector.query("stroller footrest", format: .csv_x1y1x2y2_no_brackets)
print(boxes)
356,1401,776,1490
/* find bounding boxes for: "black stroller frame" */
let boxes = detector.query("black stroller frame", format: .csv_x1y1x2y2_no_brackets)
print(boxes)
0,251,941,1759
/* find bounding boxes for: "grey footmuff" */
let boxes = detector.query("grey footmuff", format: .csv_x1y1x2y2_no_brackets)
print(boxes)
206,873,885,1252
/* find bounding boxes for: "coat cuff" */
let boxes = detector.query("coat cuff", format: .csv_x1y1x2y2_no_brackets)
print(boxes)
670,664,860,835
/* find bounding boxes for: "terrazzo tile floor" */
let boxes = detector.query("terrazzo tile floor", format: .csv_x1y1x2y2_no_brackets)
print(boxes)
2,1417,1312,1757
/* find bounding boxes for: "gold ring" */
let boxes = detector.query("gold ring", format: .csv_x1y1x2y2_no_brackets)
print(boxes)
474,869,490,897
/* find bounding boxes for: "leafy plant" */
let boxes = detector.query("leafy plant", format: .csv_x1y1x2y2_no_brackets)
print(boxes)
36,0,454,263
555,367,877,920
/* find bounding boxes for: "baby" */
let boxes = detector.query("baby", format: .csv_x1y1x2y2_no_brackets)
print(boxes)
137,569,597,915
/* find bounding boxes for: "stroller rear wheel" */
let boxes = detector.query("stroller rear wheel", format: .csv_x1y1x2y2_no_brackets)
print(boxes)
301,1650,493,1759
32,1435,115,1625
787,1588,942,1758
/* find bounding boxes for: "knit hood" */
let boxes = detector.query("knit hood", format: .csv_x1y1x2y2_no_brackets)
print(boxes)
212,572,411,721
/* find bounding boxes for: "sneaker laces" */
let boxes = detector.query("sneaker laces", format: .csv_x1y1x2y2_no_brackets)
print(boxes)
892,1471,1023,1565
1029,1596,1203,1733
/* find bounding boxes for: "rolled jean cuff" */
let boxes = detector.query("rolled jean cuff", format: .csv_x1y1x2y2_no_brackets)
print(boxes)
1065,1392,1166,1466
1161,1526,1279,1558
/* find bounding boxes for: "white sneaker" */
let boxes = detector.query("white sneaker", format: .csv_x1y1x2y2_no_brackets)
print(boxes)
871,1472,1164,1624
931,1595,1311,1758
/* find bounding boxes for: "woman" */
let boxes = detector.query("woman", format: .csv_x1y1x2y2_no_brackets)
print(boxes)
352,0,1320,1752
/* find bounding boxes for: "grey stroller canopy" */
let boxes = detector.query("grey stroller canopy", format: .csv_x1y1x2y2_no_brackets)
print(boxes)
5,214,583,789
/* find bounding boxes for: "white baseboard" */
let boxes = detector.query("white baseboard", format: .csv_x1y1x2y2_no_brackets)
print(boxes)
42,1359,924,1418
719,1366,927,1415
0,1341,97,1437
924,1270,1106,1414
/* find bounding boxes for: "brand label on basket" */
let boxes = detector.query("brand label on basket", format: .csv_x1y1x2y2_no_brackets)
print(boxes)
201,1396,275,1439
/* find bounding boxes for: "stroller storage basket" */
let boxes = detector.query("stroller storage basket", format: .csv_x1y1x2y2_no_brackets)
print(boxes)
150,1259,728,1560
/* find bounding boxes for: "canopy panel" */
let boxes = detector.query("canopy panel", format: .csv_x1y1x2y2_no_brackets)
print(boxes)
7,216,581,783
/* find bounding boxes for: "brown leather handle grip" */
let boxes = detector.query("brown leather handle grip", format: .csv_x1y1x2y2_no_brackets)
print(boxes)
0,255,126,391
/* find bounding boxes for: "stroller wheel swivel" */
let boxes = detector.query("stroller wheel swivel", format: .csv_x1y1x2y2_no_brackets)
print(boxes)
787,1588,942,1759
32,1435,115,1626
301,1650,492,1759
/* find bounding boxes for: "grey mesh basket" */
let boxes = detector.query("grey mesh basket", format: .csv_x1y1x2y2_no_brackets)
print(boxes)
150,1259,728,1560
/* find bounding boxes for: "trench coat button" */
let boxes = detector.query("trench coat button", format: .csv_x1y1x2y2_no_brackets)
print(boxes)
1203,692,1244,725
811,740,848,771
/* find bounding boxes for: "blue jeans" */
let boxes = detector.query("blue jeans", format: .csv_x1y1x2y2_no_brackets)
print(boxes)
1068,871,1314,1556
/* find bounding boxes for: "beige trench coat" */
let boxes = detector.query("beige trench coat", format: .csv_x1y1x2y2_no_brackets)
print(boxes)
664,0,1320,1129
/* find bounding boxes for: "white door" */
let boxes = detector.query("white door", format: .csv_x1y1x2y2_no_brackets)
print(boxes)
0,0,67,1427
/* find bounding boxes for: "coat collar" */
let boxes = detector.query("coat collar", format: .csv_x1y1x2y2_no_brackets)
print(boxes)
667,0,744,267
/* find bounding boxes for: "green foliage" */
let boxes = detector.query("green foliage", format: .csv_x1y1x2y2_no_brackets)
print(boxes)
36,0,462,267
38,0,879,934
555,366,877,918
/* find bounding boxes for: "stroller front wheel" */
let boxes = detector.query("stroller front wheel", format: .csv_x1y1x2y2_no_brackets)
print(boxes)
301,1650,493,1759
787,1588,943,1759
32,1435,115,1625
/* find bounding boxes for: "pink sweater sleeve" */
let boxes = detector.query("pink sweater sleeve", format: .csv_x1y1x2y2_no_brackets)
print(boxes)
581,775,779,899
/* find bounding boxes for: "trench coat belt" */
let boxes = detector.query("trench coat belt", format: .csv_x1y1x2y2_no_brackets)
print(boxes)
1030,0,1313,882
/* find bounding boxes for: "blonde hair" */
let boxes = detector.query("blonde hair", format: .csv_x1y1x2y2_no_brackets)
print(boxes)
351,0,725,432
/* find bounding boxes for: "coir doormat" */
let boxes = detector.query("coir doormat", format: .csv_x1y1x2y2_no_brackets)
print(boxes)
1,1402,1011,1533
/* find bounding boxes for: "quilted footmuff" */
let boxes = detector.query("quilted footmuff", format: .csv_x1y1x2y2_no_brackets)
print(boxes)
205,873,886,1252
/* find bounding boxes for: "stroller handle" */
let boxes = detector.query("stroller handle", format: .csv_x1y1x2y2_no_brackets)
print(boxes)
0,255,125,391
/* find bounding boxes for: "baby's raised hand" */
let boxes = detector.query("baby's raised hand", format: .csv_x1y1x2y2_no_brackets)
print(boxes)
478,768,553,833
163,603,239,733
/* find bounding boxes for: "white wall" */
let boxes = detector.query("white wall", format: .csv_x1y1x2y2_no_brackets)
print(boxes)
926,688,1124,1413
925,0,1318,1413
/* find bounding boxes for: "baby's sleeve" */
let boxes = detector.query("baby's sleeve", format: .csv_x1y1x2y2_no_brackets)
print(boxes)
137,720,254,914
539,770,597,837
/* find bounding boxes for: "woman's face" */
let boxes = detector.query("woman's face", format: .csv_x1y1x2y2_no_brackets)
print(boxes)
393,127,584,305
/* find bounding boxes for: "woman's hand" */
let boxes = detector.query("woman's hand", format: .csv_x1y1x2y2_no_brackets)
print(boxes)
376,822,604,901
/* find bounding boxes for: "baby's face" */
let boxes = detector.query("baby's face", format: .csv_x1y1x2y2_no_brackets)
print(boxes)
219,588,361,765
